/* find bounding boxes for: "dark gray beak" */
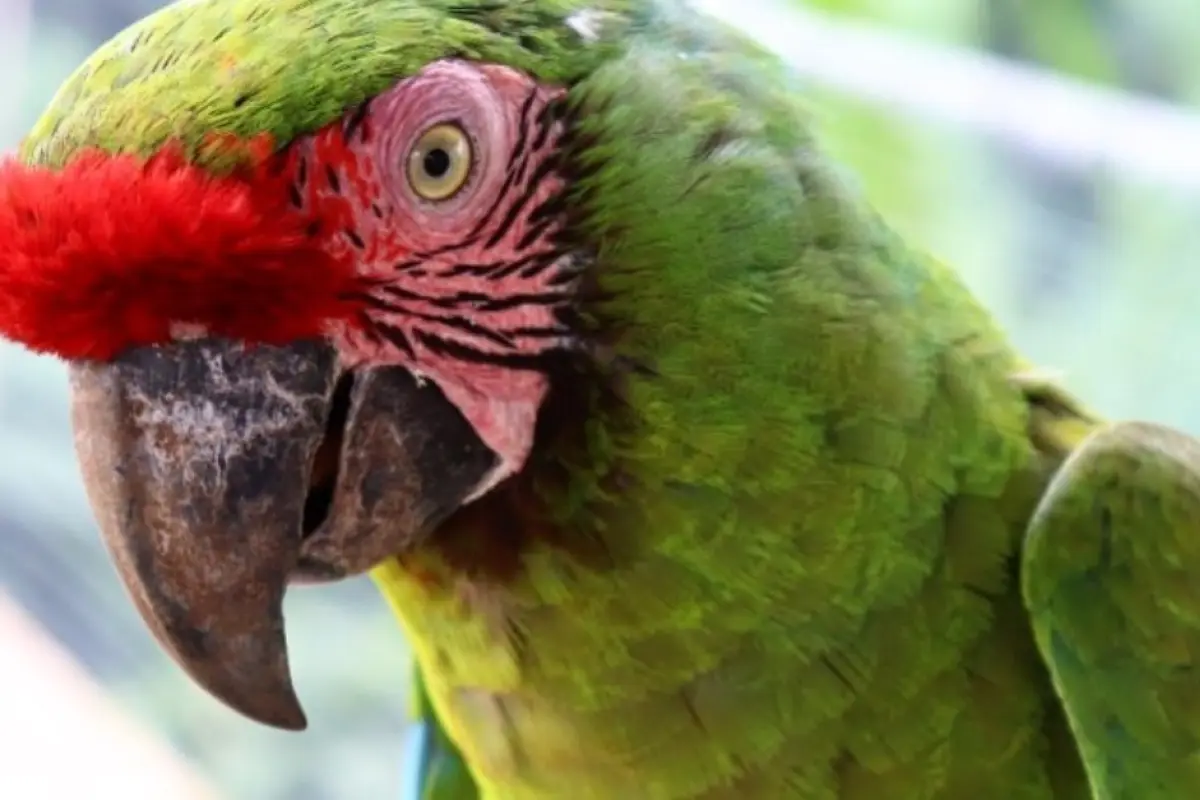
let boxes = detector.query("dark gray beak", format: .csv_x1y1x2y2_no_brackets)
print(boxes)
68,339,497,730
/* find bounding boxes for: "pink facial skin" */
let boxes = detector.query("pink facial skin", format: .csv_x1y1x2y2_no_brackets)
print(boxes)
286,60,581,495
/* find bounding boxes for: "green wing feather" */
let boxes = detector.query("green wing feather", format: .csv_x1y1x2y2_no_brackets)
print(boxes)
405,660,480,800
1023,421,1200,798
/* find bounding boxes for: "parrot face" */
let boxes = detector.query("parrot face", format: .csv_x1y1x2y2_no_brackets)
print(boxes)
1,0,636,729
293,58,578,495
75,61,584,729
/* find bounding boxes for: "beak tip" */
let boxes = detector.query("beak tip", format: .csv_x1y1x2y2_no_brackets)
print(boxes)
260,702,309,732
167,626,312,733
193,664,310,732
223,693,308,731
256,683,309,731
283,714,309,732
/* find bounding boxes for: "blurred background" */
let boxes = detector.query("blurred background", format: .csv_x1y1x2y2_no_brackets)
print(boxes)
1,0,1198,797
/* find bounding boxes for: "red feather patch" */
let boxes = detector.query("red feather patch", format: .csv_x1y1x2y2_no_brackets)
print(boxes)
0,136,360,361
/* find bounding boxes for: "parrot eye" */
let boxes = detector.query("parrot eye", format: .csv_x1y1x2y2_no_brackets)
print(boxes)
406,123,473,201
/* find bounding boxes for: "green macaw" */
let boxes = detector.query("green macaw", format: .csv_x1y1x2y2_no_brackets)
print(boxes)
1,1,1198,798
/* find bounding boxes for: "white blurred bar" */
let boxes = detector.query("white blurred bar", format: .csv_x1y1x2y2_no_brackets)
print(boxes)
693,0,1200,189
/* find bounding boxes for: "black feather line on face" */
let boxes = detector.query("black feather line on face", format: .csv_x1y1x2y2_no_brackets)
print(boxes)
343,98,372,142
353,74,602,380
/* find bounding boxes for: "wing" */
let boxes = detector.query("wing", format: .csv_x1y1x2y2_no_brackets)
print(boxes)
402,659,480,800
1023,420,1200,798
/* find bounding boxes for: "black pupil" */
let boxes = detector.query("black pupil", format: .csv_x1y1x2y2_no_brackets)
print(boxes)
424,148,451,178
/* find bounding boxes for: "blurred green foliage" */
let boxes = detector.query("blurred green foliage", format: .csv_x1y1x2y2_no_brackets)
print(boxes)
1,1,1198,798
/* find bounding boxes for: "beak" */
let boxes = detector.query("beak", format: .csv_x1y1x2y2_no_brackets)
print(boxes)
67,339,500,731
68,339,338,730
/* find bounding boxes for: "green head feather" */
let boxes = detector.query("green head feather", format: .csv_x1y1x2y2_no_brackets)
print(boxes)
21,0,648,170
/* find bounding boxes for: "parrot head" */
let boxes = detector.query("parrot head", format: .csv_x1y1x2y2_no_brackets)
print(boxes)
0,0,789,729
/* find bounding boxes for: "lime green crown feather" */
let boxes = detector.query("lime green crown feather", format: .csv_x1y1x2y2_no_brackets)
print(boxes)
22,0,647,171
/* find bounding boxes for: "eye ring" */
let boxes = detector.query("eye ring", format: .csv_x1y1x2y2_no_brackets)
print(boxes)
406,122,473,202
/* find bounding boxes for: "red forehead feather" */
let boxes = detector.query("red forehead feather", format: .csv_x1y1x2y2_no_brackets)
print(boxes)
0,135,360,361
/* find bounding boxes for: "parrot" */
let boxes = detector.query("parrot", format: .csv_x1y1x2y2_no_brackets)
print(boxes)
0,0,1198,798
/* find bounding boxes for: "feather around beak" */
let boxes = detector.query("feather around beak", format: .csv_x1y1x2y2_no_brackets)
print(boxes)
0,136,360,361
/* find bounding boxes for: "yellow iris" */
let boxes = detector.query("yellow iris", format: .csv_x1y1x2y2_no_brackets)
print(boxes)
406,123,473,201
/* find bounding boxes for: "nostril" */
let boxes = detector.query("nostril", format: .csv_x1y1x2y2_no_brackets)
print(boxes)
302,370,354,537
